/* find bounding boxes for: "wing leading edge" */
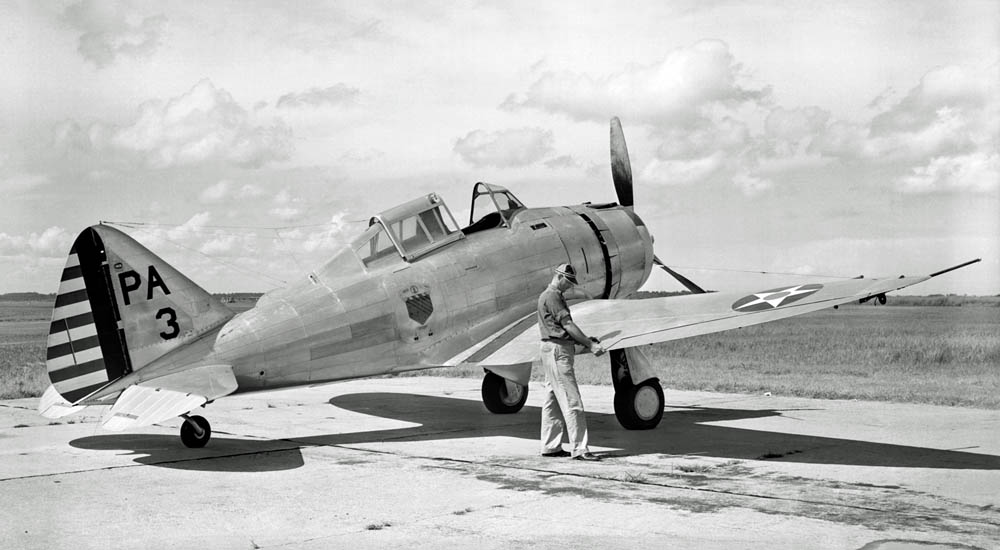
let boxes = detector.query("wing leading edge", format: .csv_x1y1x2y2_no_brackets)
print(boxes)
459,268,968,369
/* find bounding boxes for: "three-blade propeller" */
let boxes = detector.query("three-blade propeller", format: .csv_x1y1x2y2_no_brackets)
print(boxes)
610,117,706,294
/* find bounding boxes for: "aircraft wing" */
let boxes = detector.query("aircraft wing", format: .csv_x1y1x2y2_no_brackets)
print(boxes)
458,273,935,371
101,364,238,431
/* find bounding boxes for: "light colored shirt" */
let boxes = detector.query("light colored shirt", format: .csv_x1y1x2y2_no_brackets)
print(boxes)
537,283,572,341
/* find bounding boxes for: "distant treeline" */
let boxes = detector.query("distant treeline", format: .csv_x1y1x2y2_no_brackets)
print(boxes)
0,293,55,302
0,292,265,303
633,290,1000,307
877,294,1000,307
0,291,996,306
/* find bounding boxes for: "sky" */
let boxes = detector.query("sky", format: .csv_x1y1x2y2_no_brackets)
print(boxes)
3,0,998,296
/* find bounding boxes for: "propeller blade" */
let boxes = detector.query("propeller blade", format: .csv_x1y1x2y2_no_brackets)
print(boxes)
654,256,707,294
610,117,633,207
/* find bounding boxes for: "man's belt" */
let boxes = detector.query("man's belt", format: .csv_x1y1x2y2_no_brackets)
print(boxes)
541,337,574,346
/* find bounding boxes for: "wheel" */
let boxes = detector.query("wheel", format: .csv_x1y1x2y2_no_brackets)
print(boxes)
614,378,664,430
180,415,212,448
481,371,528,414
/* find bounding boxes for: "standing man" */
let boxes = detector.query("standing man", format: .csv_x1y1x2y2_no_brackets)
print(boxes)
537,263,605,461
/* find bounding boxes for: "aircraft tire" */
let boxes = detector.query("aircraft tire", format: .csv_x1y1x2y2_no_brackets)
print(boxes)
481,372,528,414
614,378,664,430
180,415,212,448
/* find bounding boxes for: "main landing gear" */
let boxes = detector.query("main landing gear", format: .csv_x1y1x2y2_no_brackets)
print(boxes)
481,371,529,414
610,349,664,430
180,414,212,448
479,348,664,430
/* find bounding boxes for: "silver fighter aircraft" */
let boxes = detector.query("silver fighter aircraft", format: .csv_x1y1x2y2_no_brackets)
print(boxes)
39,118,979,447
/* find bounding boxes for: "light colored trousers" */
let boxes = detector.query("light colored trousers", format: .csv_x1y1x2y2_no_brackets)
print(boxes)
539,340,590,457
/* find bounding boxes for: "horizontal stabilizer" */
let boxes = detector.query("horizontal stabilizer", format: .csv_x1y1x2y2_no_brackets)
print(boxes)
38,385,88,419
102,365,237,431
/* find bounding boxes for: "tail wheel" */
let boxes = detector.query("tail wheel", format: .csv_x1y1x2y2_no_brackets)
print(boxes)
614,378,664,430
481,371,528,414
180,415,212,448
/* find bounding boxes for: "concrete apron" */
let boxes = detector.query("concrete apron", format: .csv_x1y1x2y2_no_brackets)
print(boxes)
1,376,998,550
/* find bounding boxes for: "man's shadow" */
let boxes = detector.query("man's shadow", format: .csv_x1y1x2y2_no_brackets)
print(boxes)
70,392,1000,473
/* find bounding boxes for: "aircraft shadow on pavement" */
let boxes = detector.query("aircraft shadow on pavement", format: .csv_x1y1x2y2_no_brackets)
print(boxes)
69,392,1000,473
69,432,307,472
318,393,1000,470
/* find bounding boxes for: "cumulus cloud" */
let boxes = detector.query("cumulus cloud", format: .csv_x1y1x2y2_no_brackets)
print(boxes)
732,174,774,196
0,227,75,258
505,42,995,198
340,149,386,163
544,155,578,169
656,116,750,160
0,172,50,191
166,212,212,242
641,154,729,187
765,107,830,156
276,84,360,109
199,234,239,256
898,152,999,193
503,40,768,128
238,184,266,199
63,0,167,68
199,180,232,203
500,40,781,194
55,80,294,169
125,212,249,259
278,213,353,254
198,181,270,203
870,66,991,136
651,60,995,196
270,207,302,222
453,127,554,168
268,188,306,222
809,64,998,193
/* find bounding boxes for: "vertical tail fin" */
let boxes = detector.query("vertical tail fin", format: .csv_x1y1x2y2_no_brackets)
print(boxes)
46,225,234,404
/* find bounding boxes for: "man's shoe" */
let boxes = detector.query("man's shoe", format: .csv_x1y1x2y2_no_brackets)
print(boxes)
541,449,571,458
572,452,602,461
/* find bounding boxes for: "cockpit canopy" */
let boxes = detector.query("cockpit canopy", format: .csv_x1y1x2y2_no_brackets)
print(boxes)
349,184,527,268
352,193,462,267
466,182,525,233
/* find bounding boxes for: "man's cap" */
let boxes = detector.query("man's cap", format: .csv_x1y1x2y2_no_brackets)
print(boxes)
555,263,578,283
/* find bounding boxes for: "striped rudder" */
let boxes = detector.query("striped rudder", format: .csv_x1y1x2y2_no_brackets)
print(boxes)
47,228,131,403
46,225,235,405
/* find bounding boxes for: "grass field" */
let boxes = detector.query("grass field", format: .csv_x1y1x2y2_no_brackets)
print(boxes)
0,301,52,401
2,299,998,408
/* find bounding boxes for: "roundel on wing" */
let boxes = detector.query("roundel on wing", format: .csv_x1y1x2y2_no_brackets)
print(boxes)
731,283,824,312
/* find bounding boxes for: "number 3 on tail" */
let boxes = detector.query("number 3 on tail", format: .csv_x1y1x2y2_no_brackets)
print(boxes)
156,307,179,340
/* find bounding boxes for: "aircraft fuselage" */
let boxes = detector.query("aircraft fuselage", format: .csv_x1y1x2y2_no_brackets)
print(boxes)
186,203,653,393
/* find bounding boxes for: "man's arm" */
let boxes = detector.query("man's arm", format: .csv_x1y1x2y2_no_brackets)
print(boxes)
563,320,606,357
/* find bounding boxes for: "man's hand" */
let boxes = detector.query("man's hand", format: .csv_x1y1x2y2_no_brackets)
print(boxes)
589,337,605,357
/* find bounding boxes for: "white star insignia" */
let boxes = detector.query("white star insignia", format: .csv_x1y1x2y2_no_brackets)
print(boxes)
734,285,818,310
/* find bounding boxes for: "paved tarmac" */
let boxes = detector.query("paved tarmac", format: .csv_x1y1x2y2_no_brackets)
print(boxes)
1,376,998,549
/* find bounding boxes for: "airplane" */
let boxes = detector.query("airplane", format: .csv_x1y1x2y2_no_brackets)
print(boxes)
38,117,981,448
